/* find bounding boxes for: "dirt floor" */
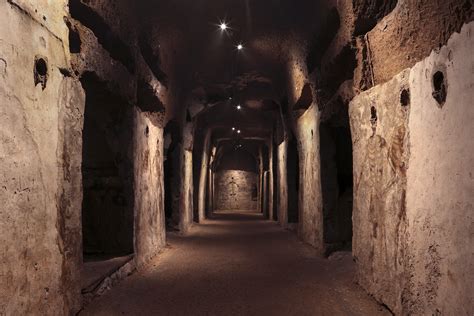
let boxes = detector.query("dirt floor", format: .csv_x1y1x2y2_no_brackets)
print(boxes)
81,211,390,316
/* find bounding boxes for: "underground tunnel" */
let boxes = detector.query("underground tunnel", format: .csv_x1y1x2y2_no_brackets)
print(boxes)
0,0,473,315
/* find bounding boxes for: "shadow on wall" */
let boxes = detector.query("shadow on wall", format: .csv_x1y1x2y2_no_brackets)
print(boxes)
80,72,134,259
163,120,181,230
287,134,299,223
320,121,353,254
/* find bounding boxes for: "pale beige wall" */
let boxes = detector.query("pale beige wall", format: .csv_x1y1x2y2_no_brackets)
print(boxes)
0,1,84,314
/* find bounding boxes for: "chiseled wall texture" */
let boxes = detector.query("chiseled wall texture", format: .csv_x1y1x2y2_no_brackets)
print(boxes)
295,104,324,254
350,69,411,314
0,1,85,314
215,170,258,211
359,0,473,88
133,109,166,267
405,22,474,316
350,22,474,315
179,123,194,233
277,140,288,227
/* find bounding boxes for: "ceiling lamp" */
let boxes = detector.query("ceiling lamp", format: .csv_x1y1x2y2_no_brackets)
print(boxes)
219,22,228,31
236,105,242,110
237,43,243,50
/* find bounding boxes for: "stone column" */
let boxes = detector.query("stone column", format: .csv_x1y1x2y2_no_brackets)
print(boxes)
267,139,274,220
179,122,194,234
207,167,213,214
295,104,324,253
257,146,264,213
133,108,166,267
277,139,289,228
263,171,269,216
197,129,211,222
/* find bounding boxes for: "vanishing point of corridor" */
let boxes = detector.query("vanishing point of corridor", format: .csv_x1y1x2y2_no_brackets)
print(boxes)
82,211,387,316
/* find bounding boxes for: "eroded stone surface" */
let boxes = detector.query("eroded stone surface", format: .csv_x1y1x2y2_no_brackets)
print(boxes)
0,1,84,314
350,69,411,314
350,22,474,314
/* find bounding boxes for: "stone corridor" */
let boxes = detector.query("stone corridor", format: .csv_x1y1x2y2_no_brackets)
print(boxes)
82,211,388,316
1,0,473,315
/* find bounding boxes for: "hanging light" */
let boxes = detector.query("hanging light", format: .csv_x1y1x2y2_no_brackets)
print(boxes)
236,104,242,110
237,43,243,50
219,21,228,31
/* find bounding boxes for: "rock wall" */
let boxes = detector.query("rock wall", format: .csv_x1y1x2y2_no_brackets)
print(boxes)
358,0,473,89
70,0,171,273
350,22,474,315
133,109,166,267
350,69,411,313
0,0,84,314
267,141,275,219
277,140,288,227
295,105,324,254
197,130,211,221
179,122,194,233
215,170,258,211
405,22,474,315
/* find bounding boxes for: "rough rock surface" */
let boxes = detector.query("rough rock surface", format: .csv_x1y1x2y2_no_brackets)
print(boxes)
350,22,474,315
405,22,474,315
0,1,84,314
350,69,411,314
295,105,324,254
215,170,258,211
357,0,473,89
133,109,166,267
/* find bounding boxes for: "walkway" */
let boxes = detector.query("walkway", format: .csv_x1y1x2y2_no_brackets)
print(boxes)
82,211,388,315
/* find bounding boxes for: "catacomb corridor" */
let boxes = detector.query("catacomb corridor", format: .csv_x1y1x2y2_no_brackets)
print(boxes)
0,0,473,315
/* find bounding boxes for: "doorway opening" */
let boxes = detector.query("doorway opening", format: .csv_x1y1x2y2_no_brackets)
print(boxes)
287,134,300,225
320,120,353,255
80,72,134,291
164,120,181,231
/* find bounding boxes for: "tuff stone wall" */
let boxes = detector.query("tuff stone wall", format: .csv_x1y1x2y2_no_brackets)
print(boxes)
215,170,258,211
355,0,473,90
197,130,211,221
277,140,288,227
350,22,474,315
133,109,166,267
267,141,275,219
295,105,324,254
350,69,411,313
0,1,84,314
287,46,324,253
178,122,194,233
405,22,474,315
